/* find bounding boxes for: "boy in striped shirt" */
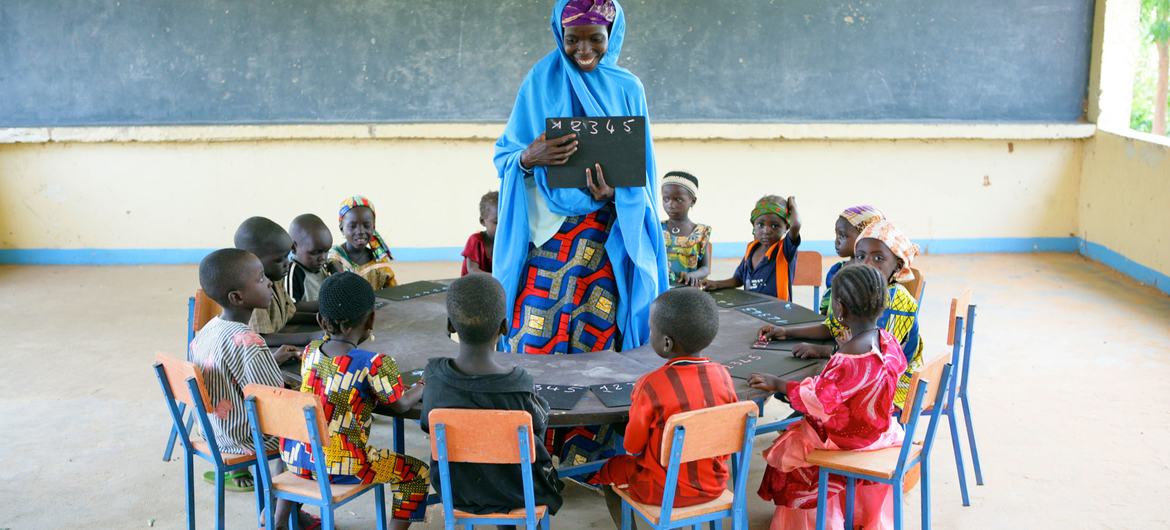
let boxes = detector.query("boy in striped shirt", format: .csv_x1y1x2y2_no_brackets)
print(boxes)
592,287,738,524
188,248,287,491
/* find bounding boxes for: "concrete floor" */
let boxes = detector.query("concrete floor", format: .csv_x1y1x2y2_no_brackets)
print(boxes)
2,253,1168,529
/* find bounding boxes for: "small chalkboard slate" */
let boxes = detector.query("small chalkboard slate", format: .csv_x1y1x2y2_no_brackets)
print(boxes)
589,382,636,408
374,281,448,301
545,116,646,189
707,288,773,309
724,352,819,380
738,301,824,326
535,384,587,411
401,368,425,387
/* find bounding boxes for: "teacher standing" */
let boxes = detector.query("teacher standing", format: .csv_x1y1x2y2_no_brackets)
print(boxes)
493,0,667,355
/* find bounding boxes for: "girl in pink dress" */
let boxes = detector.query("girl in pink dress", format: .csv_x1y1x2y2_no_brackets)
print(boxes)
749,264,909,530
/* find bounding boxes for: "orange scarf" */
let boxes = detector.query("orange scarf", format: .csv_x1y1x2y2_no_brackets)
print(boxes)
742,240,790,300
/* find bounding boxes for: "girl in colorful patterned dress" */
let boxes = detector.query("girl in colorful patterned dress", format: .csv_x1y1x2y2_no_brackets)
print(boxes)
749,264,908,530
660,171,712,287
328,195,398,290
820,205,884,314
277,272,428,529
758,218,924,408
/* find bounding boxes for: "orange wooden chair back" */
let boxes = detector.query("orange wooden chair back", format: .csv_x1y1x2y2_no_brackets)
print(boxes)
242,384,329,444
793,251,824,288
898,354,949,425
428,409,536,464
899,267,926,301
946,288,974,346
659,401,758,466
193,288,222,333
156,352,211,409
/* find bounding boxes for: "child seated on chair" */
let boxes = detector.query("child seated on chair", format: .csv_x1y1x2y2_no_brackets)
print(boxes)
188,248,288,492
329,195,399,289
592,287,738,527
703,195,801,299
420,273,564,517
748,264,908,530
820,205,884,314
757,219,924,408
660,171,712,287
461,191,498,276
277,272,429,530
284,213,336,310
234,216,319,351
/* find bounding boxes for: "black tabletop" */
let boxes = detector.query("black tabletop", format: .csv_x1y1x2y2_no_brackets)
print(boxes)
281,281,829,427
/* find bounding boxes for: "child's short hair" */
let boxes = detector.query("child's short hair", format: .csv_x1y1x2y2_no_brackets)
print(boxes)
318,272,376,331
199,248,257,306
479,191,499,219
447,273,506,344
234,216,290,254
831,264,889,320
289,213,329,241
652,287,719,354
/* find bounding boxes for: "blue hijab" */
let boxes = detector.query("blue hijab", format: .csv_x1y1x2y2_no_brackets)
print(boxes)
492,0,667,351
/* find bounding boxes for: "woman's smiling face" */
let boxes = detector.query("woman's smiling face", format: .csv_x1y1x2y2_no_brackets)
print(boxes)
563,24,608,72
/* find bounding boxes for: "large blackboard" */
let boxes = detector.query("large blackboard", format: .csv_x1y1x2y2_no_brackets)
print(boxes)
0,0,1093,126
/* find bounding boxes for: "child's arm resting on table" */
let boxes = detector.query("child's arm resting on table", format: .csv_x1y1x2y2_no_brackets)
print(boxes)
622,383,653,456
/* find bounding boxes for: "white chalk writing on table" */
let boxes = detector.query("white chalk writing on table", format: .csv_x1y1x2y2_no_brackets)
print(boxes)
723,353,763,368
593,382,633,393
534,384,583,393
548,118,638,135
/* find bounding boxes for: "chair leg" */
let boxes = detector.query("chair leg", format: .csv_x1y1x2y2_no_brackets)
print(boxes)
960,394,985,485
710,518,723,529
541,512,551,530
290,507,300,530
374,483,388,530
946,410,971,506
921,458,932,530
321,506,334,530
164,423,180,461
214,469,226,530
252,464,266,529
815,469,829,530
184,453,195,530
892,481,903,530
621,500,632,530
844,477,855,530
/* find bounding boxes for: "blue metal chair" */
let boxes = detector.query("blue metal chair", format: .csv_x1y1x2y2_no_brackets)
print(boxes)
615,401,759,530
429,408,551,529
164,291,220,461
154,353,277,530
953,293,985,488
806,356,952,530
243,384,390,530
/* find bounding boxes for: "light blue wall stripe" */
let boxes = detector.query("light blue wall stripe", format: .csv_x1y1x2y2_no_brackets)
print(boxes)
710,237,1079,259
1078,240,1170,297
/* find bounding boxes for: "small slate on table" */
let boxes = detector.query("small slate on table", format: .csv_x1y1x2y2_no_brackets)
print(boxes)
737,301,825,326
724,351,820,380
401,368,425,387
706,288,773,308
535,384,588,411
589,382,637,408
374,281,448,301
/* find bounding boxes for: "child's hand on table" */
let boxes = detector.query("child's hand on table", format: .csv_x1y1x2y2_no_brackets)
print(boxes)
758,325,788,341
678,271,704,288
747,373,789,394
791,343,833,359
273,344,301,363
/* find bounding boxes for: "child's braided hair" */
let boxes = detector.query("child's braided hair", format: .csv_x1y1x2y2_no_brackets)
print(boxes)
831,263,888,320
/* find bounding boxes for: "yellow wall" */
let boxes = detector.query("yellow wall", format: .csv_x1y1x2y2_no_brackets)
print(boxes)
1078,130,1170,275
0,135,1084,252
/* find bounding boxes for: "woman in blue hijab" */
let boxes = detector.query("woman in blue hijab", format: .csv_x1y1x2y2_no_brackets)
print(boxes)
493,0,667,356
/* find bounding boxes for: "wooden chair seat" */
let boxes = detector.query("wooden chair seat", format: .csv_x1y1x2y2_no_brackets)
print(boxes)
270,471,374,504
613,487,734,525
452,505,548,520
190,439,276,466
806,444,921,480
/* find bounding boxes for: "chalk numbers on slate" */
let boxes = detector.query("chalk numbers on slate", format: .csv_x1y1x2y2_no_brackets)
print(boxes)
740,307,790,325
723,353,763,369
549,118,638,136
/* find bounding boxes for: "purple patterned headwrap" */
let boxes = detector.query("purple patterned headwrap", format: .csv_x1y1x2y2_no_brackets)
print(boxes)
561,0,617,27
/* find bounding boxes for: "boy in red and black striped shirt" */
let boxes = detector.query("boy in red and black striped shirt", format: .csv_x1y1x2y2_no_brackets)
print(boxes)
593,287,738,524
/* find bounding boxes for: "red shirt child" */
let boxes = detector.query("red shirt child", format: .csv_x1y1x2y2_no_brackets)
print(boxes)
592,288,737,509
461,191,498,276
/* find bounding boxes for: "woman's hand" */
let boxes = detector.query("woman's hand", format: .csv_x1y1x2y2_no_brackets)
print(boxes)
678,271,704,288
747,373,788,394
521,133,578,168
791,343,833,359
585,163,615,201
